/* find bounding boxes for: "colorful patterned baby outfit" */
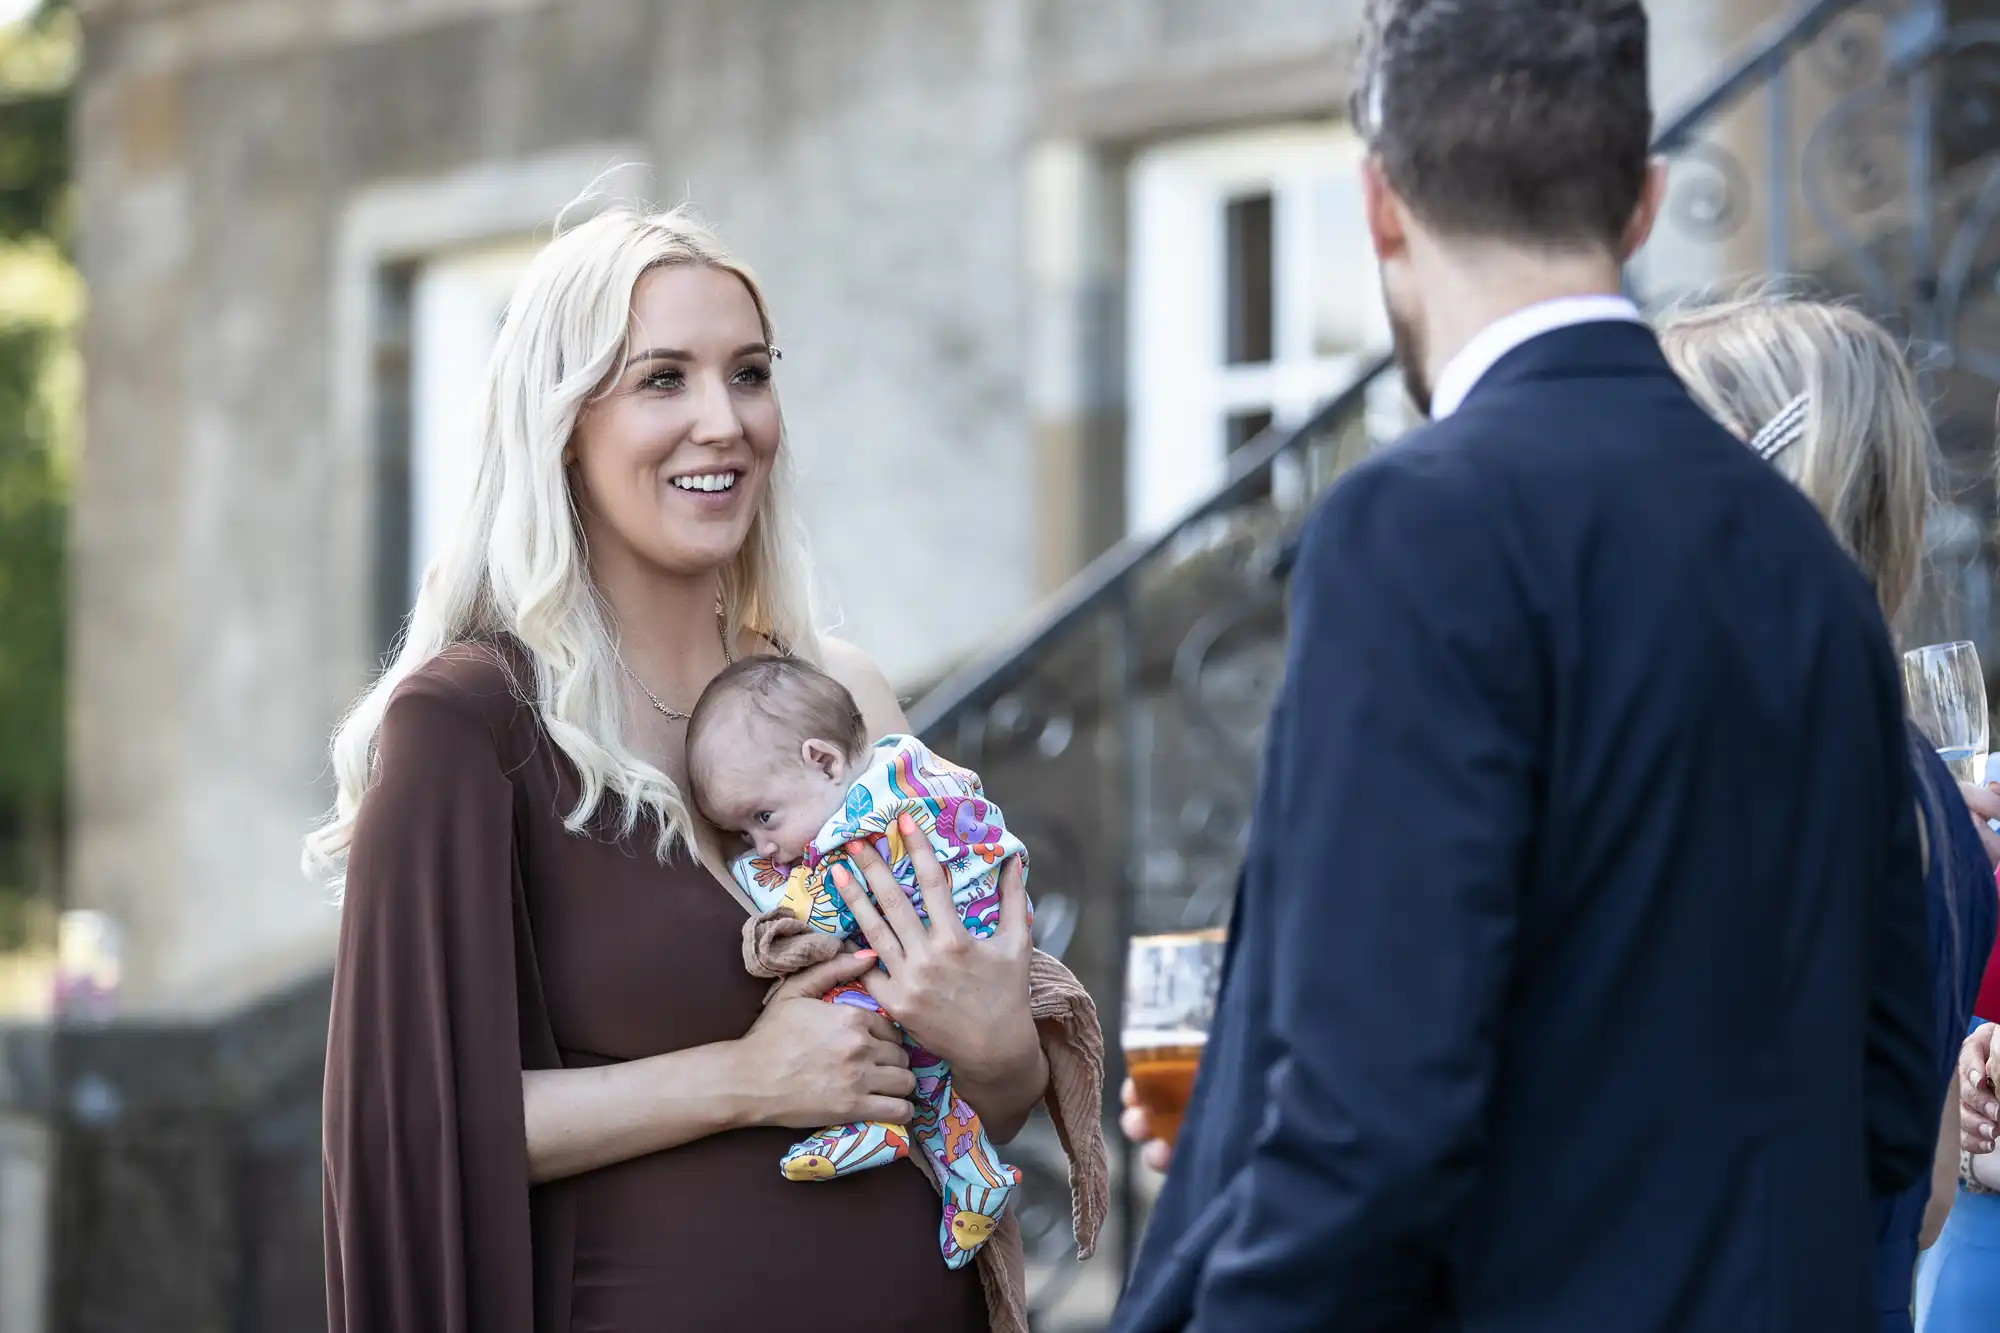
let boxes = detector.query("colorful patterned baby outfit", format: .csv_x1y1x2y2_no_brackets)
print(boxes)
730,734,1031,1269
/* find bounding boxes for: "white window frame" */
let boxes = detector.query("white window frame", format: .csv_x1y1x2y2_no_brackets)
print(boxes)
408,240,542,600
1126,123,1389,535
327,146,649,682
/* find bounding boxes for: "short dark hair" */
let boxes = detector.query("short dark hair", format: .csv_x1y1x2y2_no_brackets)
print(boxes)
685,655,869,791
1352,0,1652,249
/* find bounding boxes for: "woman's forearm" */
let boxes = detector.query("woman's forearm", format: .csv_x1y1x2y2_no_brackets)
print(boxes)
523,1041,754,1184
953,1029,1050,1145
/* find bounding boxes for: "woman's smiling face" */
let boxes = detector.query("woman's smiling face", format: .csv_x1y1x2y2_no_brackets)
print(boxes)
568,262,781,578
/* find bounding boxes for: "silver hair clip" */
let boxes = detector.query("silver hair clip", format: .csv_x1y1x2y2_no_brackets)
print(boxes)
1749,393,1809,462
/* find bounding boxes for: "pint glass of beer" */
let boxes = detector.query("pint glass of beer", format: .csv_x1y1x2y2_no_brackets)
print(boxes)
1122,928,1226,1148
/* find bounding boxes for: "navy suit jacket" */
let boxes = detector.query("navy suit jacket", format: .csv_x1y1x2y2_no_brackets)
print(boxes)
1111,322,1938,1333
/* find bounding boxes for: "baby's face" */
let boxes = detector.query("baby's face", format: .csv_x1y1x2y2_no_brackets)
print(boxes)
699,724,852,867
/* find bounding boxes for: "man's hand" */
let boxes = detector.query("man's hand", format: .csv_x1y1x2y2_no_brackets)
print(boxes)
1119,1077,1174,1174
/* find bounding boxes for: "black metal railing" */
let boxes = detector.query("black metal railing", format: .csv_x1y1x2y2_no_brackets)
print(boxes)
916,0,2000,1315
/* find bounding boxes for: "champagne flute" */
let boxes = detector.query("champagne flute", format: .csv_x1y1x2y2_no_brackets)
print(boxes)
1121,929,1226,1148
1904,640,1990,783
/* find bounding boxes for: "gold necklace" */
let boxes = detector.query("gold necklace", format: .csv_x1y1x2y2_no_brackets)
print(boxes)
620,604,735,723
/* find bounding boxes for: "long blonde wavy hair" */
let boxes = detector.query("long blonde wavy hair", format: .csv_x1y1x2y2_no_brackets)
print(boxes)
1658,290,1937,627
304,203,821,890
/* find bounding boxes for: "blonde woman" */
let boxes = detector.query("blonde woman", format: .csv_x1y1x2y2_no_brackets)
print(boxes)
1660,293,1997,1333
307,205,1104,1333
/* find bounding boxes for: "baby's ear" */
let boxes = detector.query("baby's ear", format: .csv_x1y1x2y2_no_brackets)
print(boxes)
802,738,845,781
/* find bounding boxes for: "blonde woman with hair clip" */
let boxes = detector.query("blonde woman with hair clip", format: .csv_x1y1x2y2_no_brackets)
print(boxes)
1661,292,1998,1333
1917,387,2000,1333
306,201,1105,1333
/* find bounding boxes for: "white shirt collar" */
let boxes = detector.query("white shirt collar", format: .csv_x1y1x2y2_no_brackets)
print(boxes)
1428,294,1645,420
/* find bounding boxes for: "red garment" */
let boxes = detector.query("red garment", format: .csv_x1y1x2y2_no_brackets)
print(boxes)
1977,865,2000,1022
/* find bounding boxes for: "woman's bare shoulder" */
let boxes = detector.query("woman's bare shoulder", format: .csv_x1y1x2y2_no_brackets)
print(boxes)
818,637,910,737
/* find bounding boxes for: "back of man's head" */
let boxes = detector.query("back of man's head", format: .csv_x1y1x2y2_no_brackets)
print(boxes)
1354,0,1653,252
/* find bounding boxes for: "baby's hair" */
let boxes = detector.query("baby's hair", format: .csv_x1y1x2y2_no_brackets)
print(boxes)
686,655,870,799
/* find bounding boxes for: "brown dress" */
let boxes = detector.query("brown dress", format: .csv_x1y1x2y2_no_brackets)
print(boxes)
322,644,991,1332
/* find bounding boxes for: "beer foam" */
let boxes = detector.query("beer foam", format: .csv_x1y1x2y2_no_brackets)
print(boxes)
1122,1028,1208,1050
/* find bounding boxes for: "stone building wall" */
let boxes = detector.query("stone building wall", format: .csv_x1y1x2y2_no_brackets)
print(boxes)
65,0,1380,1014
65,0,1771,1012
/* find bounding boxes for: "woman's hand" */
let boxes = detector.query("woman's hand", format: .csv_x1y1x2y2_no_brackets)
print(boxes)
1119,1078,1174,1174
830,815,1047,1139
1959,1022,2000,1153
1956,781,2000,870
524,950,909,1183
734,953,916,1131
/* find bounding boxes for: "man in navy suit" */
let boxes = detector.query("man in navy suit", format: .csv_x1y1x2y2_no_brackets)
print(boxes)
1110,2,1938,1330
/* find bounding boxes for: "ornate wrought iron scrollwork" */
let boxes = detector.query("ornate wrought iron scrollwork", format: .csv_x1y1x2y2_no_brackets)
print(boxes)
1666,140,1756,242
1931,23,2000,383
1132,513,1293,930
1937,24,2000,159
1171,597,1286,770
1804,97,1904,222
1814,2,1894,87
968,677,1099,952
1801,11,2000,384
980,685,1079,761
1642,0,2000,387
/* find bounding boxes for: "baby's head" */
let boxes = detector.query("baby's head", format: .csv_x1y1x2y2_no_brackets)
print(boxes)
687,655,870,866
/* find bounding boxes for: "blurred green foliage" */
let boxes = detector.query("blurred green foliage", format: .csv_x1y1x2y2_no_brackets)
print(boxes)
0,86,66,243
0,0,74,936
0,320,62,804
0,0,74,247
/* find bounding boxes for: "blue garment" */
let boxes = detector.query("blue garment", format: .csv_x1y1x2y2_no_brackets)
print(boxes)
1917,1178,2000,1328
1111,321,1937,1333
1877,740,1996,1332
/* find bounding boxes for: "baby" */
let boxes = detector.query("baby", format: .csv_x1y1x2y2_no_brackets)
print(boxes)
685,654,1030,1270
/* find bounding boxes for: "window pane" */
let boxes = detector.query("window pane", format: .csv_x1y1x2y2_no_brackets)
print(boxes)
1224,193,1275,366
408,242,539,614
1225,409,1275,455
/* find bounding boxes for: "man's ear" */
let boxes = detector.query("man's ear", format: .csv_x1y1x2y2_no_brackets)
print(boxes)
802,738,845,781
1361,157,1410,264
1619,156,1670,262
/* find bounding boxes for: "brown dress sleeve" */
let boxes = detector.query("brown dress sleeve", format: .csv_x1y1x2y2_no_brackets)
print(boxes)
322,671,535,1333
